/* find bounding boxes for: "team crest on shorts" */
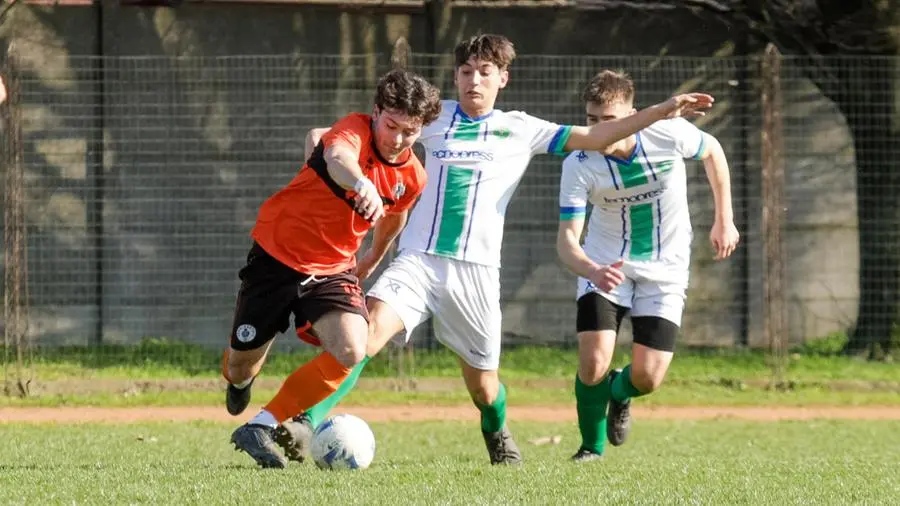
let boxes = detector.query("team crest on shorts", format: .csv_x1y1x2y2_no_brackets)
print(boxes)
393,182,406,200
235,324,256,343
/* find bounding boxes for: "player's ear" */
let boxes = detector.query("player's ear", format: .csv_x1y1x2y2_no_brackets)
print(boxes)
372,105,381,120
499,69,509,89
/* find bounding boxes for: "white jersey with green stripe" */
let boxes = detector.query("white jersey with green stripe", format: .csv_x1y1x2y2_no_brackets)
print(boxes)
559,118,706,266
399,100,572,267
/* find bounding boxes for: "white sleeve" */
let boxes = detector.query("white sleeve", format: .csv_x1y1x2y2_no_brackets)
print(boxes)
559,154,591,220
514,112,573,157
658,118,706,159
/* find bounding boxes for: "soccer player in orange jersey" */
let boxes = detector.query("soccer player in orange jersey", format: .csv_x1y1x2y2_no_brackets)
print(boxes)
224,69,441,468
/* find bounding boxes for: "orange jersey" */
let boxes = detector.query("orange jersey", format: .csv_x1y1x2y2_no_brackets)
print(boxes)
251,113,426,275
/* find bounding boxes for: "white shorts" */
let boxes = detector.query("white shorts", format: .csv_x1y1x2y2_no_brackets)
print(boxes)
367,250,501,370
576,260,689,326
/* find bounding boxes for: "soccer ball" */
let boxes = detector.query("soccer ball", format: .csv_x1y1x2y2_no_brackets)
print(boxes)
310,414,376,470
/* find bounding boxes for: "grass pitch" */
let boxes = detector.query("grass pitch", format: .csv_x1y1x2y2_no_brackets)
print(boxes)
2,419,898,505
3,345,898,408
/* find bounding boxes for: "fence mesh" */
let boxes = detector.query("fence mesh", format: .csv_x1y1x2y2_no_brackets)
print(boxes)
2,50,898,364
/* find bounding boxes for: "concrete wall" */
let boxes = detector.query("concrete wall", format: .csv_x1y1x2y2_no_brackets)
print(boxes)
0,3,859,348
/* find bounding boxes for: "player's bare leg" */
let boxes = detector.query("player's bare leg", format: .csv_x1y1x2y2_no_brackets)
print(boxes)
460,362,522,465
571,329,616,462
224,341,275,416
232,310,367,468
629,342,674,393
607,317,677,447
276,298,405,462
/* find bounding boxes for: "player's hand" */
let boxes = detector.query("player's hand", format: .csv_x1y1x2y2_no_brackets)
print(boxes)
587,260,626,293
659,93,714,119
352,177,385,223
355,249,380,282
710,219,740,260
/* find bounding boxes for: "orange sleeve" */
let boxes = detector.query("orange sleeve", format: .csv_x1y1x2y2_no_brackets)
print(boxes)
321,114,370,157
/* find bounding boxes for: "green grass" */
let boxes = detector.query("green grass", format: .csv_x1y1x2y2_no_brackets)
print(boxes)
1,420,898,505
13,341,900,382
2,379,898,408
3,342,898,407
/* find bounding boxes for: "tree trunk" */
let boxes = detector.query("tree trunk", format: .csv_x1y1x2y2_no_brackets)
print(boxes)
833,59,900,358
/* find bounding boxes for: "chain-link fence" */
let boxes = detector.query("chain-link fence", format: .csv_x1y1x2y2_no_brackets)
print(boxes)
2,47,898,364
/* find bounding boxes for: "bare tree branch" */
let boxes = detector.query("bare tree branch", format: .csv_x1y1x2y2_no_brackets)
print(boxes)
578,0,897,57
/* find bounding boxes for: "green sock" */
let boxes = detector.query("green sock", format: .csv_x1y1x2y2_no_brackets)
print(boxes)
476,383,507,433
610,364,644,403
575,373,611,454
306,355,370,428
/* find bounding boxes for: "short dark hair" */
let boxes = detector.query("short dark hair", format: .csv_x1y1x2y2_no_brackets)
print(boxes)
454,34,517,70
374,69,442,125
582,70,635,105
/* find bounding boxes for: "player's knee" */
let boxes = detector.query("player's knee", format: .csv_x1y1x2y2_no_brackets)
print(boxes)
333,339,367,368
465,375,500,405
316,311,369,367
225,349,262,384
577,354,612,385
227,361,252,382
630,367,667,393
470,384,498,406
226,364,253,385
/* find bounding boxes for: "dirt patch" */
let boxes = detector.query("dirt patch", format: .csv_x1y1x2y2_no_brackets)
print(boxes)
22,377,471,396
21,377,900,397
2,405,900,424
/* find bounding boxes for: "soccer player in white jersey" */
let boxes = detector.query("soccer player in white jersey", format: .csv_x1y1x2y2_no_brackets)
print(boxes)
275,36,716,466
557,70,740,462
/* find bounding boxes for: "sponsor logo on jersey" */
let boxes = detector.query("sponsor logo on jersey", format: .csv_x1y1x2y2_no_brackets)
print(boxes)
603,186,667,204
431,149,494,161
492,127,511,138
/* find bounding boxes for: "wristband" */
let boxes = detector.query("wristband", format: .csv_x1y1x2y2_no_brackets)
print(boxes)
354,177,376,194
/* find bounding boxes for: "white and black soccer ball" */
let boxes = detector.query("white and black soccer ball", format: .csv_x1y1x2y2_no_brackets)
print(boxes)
310,414,376,470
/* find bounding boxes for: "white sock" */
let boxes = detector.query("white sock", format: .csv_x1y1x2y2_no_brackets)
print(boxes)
232,377,253,389
249,409,278,429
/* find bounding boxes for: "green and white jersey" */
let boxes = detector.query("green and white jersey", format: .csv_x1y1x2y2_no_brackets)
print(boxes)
399,100,572,267
559,118,707,266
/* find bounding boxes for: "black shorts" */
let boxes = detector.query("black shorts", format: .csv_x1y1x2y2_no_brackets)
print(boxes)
576,292,628,333
575,292,678,352
229,243,368,351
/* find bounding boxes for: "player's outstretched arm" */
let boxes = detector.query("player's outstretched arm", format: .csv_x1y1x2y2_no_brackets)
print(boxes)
305,127,330,161
700,133,740,260
563,93,715,152
557,217,624,294
355,210,409,281
324,143,385,222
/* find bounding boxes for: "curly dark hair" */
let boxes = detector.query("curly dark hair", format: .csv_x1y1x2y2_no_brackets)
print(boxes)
582,70,635,106
454,34,517,70
374,69,442,126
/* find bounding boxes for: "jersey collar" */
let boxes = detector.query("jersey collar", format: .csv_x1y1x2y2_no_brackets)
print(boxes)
604,131,642,165
455,103,494,122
